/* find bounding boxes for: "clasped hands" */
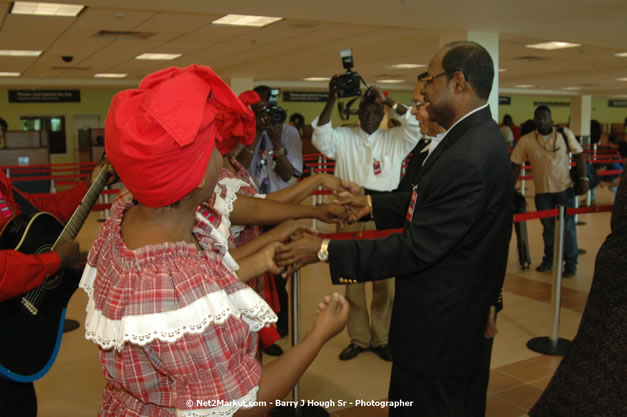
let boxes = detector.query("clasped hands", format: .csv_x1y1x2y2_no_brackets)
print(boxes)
273,180,371,275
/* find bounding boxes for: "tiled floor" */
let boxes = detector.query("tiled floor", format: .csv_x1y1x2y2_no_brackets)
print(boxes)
32,184,616,417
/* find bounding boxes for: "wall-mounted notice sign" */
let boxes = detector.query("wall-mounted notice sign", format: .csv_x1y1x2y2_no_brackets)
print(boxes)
283,91,330,102
9,90,81,103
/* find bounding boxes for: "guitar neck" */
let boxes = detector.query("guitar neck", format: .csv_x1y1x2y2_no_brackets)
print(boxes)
53,164,111,247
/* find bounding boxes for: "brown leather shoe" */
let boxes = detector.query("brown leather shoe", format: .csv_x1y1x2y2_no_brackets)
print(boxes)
371,344,393,361
338,343,366,360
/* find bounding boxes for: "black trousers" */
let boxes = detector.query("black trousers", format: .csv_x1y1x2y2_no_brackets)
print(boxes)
0,379,37,417
388,336,494,417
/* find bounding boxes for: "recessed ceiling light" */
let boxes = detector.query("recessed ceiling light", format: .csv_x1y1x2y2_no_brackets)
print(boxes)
212,14,282,27
304,77,331,81
525,41,581,50
377,79,405,84
0,72,21,77
0,49,42,57
135,53,182,60
385,64,425,69
614,52,627,57
617,77,627,82
11,1,84,17
498,68,507,72
562,86,582,90
94,73,127,78
515,84,536,88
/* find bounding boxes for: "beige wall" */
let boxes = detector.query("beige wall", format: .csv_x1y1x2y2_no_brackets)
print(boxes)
0,87,122,164
2,86,625,164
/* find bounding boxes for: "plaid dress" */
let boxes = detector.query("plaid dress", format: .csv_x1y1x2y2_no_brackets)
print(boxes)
80,194,276,417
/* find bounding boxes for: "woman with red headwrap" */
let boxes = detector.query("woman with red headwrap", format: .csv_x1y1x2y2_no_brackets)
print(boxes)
79,65,349,417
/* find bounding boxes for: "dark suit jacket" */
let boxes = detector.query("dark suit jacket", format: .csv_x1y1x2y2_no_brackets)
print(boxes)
328,107,513,376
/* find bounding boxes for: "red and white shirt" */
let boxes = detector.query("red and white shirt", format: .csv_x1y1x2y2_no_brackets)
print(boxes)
80,193,276,417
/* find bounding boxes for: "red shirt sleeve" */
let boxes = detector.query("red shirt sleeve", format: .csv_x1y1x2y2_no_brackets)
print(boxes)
20,182,89,223
0,251,61,301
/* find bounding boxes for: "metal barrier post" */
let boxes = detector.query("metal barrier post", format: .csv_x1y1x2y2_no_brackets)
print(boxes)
521,166,526,196
287,268,330,417
5,168,9,178
104,185,110,220
50,179,56,193
290,269,301,402
573,192,581,225
98,192,106,222
526,205,571,355
313,156,323,230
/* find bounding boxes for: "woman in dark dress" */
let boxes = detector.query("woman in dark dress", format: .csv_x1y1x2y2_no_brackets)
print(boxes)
529,170,626,416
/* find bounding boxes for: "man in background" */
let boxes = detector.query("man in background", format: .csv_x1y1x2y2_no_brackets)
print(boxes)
511,105,588,277
311,79,419,362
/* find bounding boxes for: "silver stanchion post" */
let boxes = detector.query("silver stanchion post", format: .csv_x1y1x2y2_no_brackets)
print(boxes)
104,185,110,220
279,268,329,417
290,269,301,402
527,205,571,355
521,165,526,196
97,191,106,222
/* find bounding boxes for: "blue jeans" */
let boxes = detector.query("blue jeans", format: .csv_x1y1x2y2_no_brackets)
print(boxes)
534,188,578,269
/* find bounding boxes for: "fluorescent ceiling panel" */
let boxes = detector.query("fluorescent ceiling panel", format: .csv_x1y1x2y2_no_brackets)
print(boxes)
94,73,127,78
377,79,404,84
304,77,330,81
385,64,425,69
212,14,282,27
0,72,21,77
11,1,84,17
0,49,42,56
525,41,581,50
135,53,182,60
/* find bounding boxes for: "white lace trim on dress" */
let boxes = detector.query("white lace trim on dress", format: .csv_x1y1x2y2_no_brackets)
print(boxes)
213,177,245,240
195,213,239,272
175,386,259,417
79,266,277,351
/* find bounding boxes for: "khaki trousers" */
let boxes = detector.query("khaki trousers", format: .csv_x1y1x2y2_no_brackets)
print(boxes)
339,221,394,348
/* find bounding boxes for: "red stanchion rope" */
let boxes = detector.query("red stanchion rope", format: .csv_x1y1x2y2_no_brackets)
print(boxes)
316,205,614,241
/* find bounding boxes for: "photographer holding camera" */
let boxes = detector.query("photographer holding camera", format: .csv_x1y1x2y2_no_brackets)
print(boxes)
237,85,303,346
238,85,303,195
311,77,420,362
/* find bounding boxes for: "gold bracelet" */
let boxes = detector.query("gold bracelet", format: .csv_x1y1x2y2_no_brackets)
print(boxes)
366,194,374,220
274,147,286,156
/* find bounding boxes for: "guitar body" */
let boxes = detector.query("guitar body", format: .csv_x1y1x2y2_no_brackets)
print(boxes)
0,213,81,382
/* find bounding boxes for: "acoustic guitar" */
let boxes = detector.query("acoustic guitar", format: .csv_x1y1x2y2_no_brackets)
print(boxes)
0,163,111,383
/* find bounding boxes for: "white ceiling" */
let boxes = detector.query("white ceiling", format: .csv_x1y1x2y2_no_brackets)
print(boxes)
0,0,626,96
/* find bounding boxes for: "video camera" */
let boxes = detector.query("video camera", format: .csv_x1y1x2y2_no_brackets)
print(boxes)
336,49,363,98
264,88,287,125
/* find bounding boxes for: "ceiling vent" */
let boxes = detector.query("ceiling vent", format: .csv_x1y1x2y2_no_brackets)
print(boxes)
511,56,551,61
94,30,155,40
50,66,90,71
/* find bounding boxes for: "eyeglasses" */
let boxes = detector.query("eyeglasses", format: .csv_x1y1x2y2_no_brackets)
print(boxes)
418,71,457,86
411,99,426,109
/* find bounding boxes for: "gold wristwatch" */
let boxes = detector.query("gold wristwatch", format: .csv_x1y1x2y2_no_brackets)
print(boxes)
317,239,330,262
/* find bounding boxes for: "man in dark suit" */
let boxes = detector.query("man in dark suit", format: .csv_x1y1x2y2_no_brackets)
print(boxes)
276,41,513,416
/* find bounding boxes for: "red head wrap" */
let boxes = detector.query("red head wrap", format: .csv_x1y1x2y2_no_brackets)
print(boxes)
216,90,261,156
105,64,255,207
